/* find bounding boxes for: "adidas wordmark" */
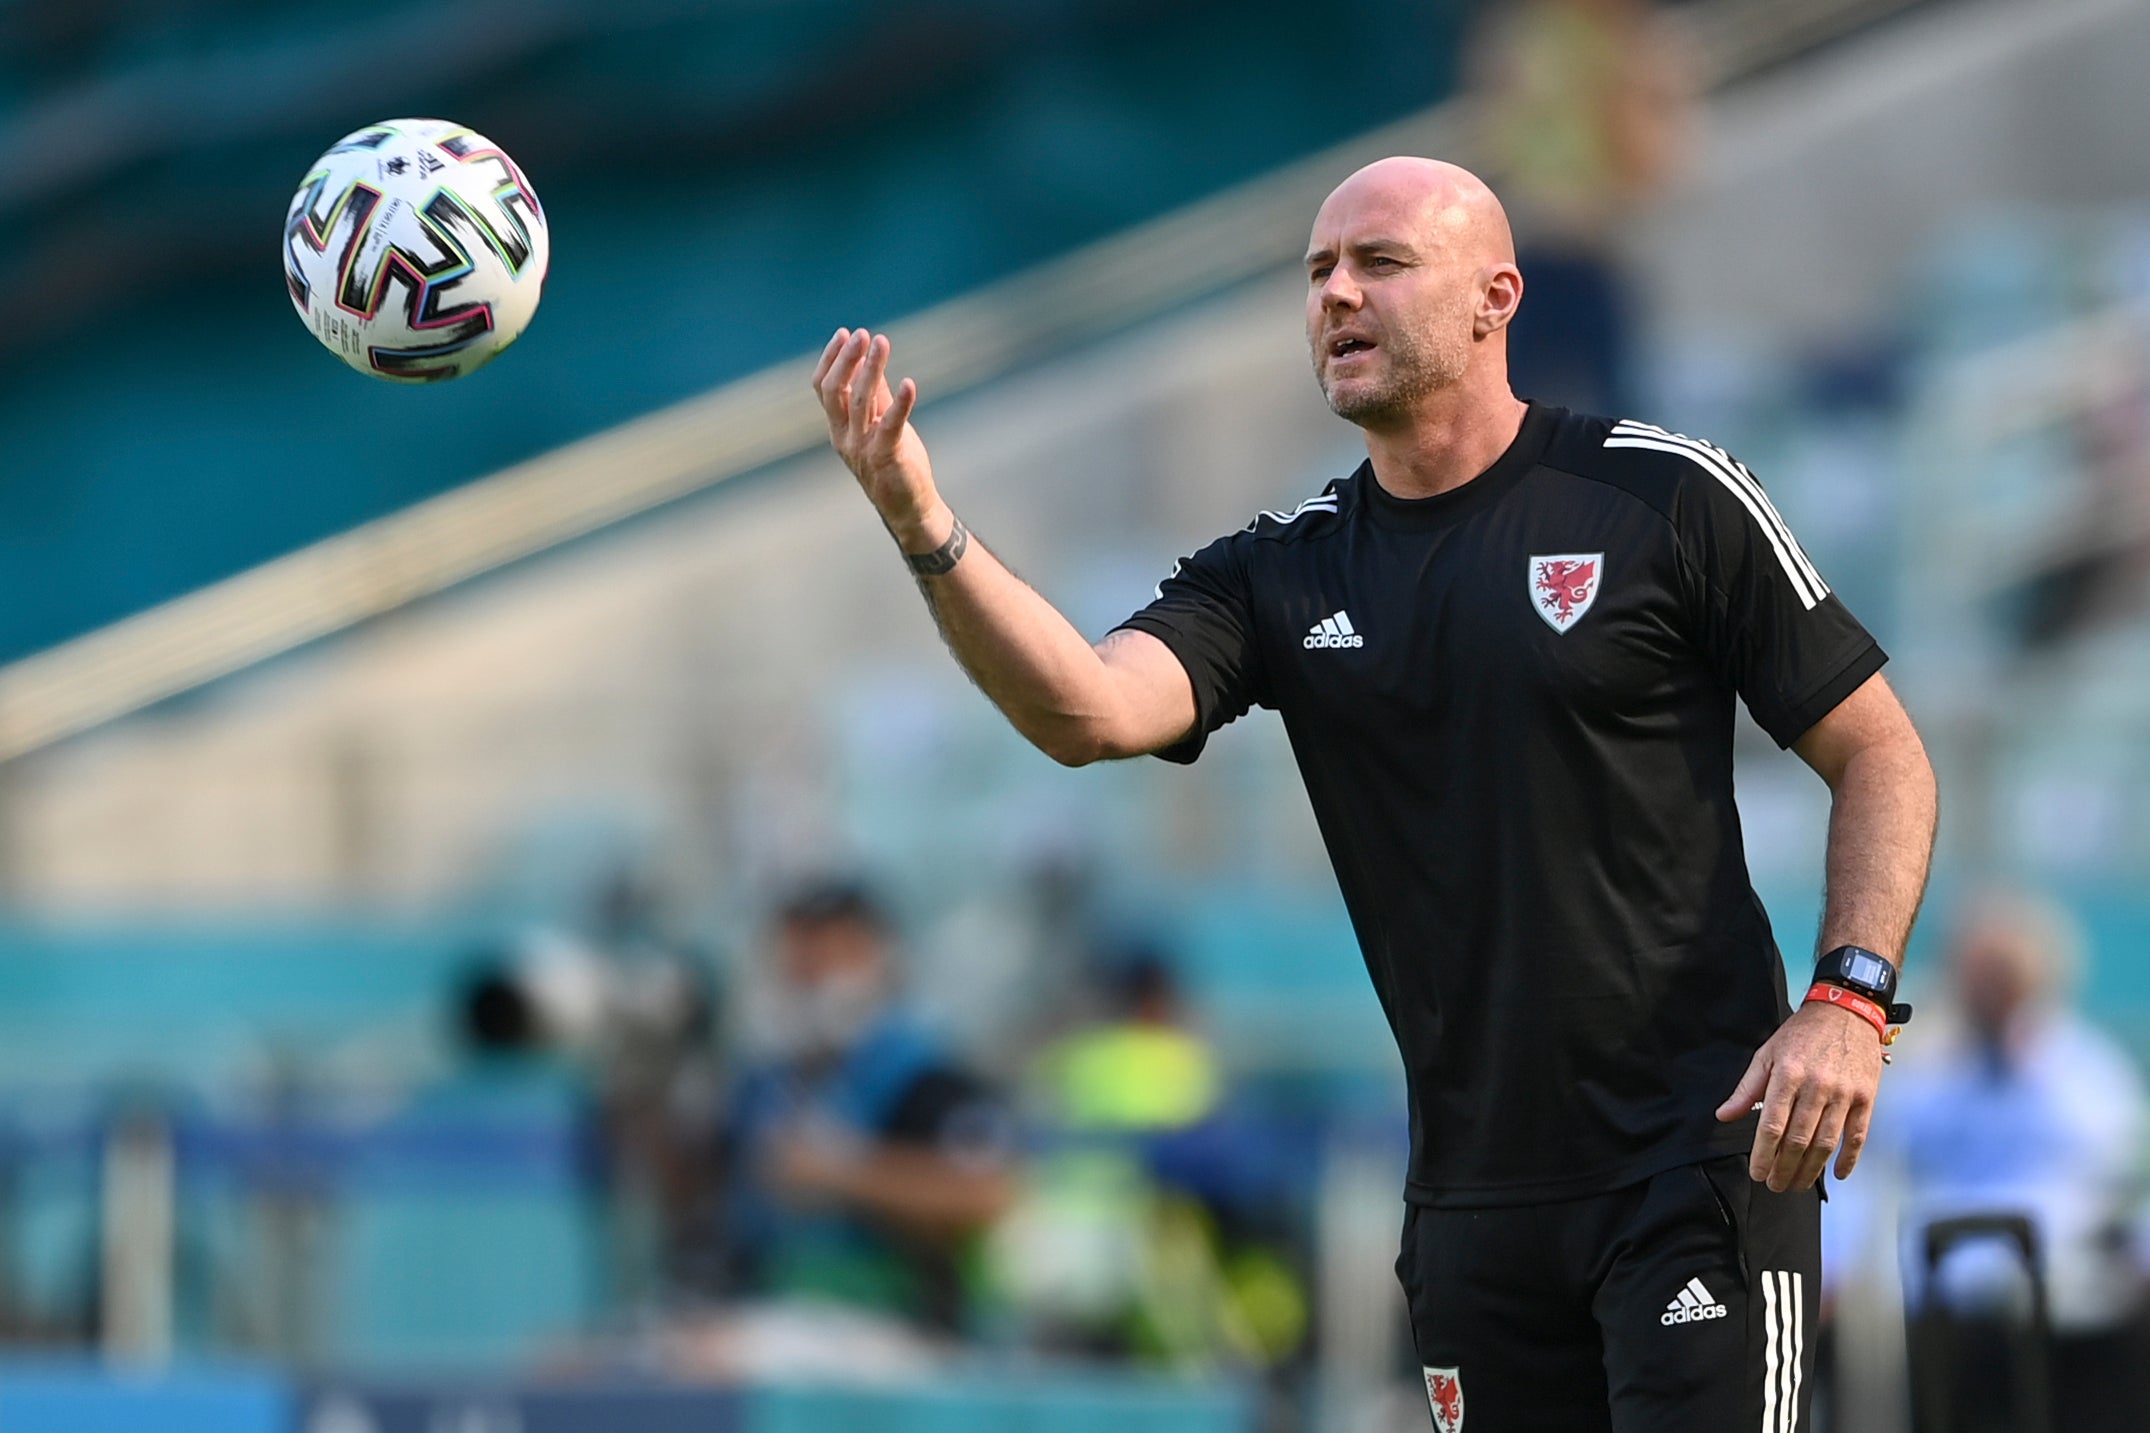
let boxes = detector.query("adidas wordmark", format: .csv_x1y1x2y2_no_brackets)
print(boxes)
1304,611,1363,649
1660,1277,1729,1325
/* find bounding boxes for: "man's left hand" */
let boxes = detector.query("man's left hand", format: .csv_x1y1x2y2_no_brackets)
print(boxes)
1715,1001,1885,1191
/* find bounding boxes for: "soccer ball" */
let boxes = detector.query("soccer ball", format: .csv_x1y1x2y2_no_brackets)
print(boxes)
283,119,548,383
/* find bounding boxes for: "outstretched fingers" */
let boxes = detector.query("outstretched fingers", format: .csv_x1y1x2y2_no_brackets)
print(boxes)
814,329,923,491
811,328,850,389
876,377,918,446
847,333,893,442
816,329,867,432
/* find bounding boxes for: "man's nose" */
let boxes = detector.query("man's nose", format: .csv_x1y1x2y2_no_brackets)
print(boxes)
1319,269,1363,311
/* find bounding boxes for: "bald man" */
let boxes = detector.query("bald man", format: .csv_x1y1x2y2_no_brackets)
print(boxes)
814,157,1937,1431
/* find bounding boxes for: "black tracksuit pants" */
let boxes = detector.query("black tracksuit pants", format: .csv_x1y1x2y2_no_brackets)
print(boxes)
1397,1154,1822,1432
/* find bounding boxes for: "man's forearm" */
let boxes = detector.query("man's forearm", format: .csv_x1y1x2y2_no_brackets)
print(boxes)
812,328,1193,764
1814,735,1938,965
892,502,1151,766
828,1145,1016,1242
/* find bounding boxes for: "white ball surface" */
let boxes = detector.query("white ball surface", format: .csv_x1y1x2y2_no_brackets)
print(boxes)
282,119,549,383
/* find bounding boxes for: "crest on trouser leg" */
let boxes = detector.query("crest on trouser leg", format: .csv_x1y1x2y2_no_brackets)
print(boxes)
1424,1366,1464,1432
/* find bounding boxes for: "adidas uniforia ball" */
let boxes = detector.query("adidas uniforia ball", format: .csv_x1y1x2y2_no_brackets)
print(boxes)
283,119,548,382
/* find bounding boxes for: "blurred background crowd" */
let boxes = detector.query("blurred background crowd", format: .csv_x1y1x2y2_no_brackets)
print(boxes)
3,0,2150,1430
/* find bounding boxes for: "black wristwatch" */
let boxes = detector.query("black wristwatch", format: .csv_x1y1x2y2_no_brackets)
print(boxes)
1813,945,1912,1025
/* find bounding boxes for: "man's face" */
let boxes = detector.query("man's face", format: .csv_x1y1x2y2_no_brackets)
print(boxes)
772,915,889,1056
1304,182,1479,426
778,915,881,989
1955,927,2038,1038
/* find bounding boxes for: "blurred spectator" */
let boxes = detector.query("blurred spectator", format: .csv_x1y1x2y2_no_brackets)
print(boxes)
1038,949,1223,1133
1886,892,2150,1432
997,947,1306,1374
709,878,1016,1345
1467,0,1695,415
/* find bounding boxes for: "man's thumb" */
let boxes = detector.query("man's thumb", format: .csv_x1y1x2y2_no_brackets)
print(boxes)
1716,1052,1769,1122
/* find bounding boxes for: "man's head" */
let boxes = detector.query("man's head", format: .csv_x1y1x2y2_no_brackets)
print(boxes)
1304,157,1523,428
768,877,896,1058
1950,891,2080,1044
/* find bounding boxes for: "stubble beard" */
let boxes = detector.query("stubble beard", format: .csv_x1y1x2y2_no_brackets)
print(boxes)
1315,315,1472,427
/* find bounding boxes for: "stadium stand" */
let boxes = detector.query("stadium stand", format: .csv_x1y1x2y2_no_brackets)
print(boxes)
6,5,2150,1431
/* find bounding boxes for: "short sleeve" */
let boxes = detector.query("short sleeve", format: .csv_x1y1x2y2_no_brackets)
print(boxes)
1112,531,1267,764
1675,448,1886,747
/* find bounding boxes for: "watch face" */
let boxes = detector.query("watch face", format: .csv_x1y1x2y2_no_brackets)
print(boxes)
1844,950,1891,990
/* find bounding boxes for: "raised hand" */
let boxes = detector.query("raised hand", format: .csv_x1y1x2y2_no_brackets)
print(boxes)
804,327,1195,766
812,328,944,545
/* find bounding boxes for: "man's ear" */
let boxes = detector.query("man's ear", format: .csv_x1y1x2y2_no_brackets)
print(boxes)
1476,265,1523,338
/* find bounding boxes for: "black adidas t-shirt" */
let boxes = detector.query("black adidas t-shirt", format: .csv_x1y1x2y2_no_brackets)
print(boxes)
1116,404,1885,1206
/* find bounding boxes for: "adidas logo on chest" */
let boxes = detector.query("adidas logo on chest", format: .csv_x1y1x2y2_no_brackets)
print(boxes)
1304,610,1363,649
1661,1277,1728,1325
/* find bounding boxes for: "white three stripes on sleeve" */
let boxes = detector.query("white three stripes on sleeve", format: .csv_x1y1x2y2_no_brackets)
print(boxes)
1254,494,1339,527
1154,490,1340,596
1603,420,1829,611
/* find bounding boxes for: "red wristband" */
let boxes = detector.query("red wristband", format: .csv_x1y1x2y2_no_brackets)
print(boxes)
1804,982,1890,1041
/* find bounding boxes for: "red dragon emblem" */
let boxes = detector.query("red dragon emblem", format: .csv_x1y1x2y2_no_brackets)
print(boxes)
1529,552,1603,633
1425,1367,1464,1433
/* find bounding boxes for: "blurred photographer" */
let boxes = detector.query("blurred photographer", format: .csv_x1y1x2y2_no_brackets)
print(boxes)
458,885,725,1304
708,878,1016,1350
